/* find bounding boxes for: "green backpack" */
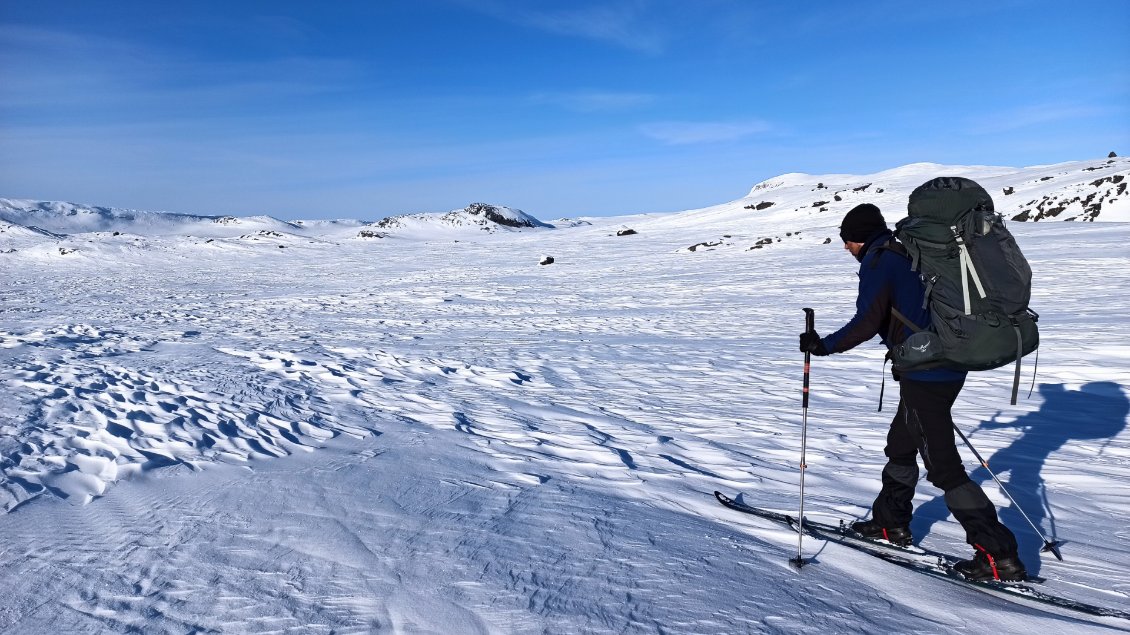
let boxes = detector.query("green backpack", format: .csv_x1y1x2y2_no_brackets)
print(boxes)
890,177,1039,403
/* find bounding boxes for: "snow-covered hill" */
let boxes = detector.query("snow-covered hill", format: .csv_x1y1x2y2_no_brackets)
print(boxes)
735,156,1130,224
0,198,313,238
358,202,554,240
638,156,1130,238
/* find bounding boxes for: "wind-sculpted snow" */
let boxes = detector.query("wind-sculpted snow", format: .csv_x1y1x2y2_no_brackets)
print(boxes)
0,326,339,511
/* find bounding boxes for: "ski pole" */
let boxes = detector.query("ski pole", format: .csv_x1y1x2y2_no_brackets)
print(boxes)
952,423,1063,560
791,307,815,569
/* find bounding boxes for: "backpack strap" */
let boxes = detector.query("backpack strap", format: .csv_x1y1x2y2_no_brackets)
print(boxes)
1007,309,1041,405
952,226,988,314
883,244,925,346
921,275,938,310
890,307,922,333
1009,319,1023,405
869,238,908,269
878,357,888,412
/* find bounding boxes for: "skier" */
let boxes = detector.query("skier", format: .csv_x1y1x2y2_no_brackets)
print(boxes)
798,202,1028,582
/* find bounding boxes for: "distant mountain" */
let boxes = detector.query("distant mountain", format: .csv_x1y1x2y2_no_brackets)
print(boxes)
357,203,554,239
0,199,306,238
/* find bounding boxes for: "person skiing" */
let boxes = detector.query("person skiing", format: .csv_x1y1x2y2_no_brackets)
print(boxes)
798,202,1028,582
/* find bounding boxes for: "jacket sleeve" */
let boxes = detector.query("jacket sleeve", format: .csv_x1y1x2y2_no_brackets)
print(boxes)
820,255,892,354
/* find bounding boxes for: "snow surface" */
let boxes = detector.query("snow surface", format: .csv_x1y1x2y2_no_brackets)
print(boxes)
1,159,1129,633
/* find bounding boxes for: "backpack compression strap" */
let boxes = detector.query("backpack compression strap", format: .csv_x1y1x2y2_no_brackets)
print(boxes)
952,226,987,314
1010,320,1023,405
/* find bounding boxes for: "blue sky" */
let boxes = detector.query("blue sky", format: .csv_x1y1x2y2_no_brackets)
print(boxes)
2,1,1128,221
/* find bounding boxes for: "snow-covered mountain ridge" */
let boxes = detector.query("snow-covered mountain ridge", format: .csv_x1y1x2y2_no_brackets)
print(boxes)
679,156,1129,230
0,199,311,237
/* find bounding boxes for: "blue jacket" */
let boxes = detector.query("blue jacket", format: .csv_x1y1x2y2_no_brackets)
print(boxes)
821,229,966,382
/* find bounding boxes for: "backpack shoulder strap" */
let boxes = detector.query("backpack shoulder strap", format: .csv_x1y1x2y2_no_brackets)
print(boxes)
868,237,909,269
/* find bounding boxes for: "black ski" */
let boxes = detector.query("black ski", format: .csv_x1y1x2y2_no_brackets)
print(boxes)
715,491,964,563
714,491,1130,622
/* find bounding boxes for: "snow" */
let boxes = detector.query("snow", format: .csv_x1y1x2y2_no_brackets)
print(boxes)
1,158,1129,633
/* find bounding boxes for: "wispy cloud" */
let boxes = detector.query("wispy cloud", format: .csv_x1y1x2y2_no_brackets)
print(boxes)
0,25,361,115
449,0,671,54
967,102,1111,134
638,119,773,145
528,90,657,113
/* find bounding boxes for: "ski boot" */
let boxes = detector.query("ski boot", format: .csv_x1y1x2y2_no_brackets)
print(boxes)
954,546,1028,582
850,520,913,547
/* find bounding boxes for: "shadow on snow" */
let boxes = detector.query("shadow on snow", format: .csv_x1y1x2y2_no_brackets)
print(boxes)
912,382,1129,575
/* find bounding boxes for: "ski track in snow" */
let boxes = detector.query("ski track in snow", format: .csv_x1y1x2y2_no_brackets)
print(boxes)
1,215,1129,632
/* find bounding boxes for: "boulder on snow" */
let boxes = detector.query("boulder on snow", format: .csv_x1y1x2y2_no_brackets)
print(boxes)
687,240,724,252
540,255,555,265
743,201,775,211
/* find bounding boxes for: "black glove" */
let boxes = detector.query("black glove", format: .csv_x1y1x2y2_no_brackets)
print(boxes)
799,330,829,356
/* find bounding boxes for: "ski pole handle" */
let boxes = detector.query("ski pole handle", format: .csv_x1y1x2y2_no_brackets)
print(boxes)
802,308,814,409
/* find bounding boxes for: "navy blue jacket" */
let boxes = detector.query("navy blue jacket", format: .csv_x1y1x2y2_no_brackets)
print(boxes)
821,229,966,382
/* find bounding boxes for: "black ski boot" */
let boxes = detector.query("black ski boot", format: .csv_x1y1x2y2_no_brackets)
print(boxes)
954,547,1028,582
850,520,913,547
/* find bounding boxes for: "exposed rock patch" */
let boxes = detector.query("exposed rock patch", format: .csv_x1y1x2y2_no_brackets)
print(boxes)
743,201,776,211
687,240,724,252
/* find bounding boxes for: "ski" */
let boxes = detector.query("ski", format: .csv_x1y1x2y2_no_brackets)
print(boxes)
714,491,935,556
715,491,979,567
714,491,1130,622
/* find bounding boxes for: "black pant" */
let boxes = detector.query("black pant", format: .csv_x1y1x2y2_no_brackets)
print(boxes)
871,378,1019,557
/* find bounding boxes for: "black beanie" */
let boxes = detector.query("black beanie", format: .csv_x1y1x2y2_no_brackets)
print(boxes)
839,203,887,243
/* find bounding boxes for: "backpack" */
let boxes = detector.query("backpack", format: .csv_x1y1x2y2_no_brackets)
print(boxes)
889,177,1039,403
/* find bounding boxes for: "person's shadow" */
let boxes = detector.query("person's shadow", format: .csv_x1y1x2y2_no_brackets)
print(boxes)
911,382,1128,575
